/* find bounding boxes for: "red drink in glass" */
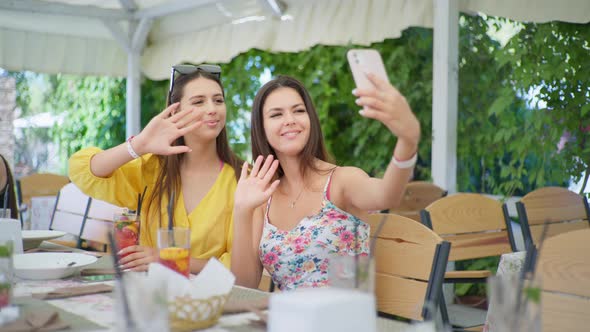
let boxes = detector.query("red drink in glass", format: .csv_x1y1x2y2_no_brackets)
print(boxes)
114,211,139,258
157,227,190,278
159,247,190,277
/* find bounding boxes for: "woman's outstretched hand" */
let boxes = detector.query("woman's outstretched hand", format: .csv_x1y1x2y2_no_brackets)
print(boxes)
353,73,420,146
234,155,280,213
132,102,204,156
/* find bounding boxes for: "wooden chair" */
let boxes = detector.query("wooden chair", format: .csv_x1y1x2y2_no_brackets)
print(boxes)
389,181,447,221
516,187,590,249
49,183,92,248
535,228,590,332
83,197,123,251
258,269,275,292
17,173,70,224
367,213,450,321
17,173,70,207
420,193,517,327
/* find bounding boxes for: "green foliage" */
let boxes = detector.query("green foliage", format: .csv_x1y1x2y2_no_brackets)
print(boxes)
220,27,434,178
500,21,590,196
454,256,500,296
48,75,127,170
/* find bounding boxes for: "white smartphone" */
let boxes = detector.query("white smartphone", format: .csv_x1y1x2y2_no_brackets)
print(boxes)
347,49,389,90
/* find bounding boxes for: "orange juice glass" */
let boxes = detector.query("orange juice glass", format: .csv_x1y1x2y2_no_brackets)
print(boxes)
157,227,190,277
113,210,139,258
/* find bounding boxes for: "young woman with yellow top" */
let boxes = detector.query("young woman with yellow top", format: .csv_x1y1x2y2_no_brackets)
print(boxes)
69,65,241,273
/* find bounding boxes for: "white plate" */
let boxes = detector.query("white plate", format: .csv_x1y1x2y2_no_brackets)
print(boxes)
13,252,98,280
21,230,67,250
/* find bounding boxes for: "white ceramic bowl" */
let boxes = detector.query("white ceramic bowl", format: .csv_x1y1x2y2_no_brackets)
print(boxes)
13,252,98,280
21,230,67,250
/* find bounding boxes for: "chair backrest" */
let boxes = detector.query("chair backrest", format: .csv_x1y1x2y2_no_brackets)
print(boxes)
367,213,450,321
390,181,447,221
516,187,590,248
535,228,590,332
49,183,91,247
17,173,70,207
421,193,516,262
82,198,123,246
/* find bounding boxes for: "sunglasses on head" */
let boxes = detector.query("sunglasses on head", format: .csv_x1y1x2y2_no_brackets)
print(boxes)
168,64,222,105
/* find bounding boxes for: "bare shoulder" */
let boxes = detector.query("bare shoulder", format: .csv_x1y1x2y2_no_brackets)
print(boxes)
335,166,370,182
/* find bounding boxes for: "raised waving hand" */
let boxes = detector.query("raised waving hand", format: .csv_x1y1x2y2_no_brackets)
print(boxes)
234,155,280,212
133,102,204,156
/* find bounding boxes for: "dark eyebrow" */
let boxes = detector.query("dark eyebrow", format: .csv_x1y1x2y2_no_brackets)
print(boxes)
266,103,305,113
188,93,223,101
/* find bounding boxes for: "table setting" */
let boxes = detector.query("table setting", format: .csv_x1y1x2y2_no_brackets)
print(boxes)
0,238,415,332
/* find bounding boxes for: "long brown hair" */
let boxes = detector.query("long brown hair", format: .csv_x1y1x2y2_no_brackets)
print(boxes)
145,70,242,227
251,75,332,178
0,155,18,219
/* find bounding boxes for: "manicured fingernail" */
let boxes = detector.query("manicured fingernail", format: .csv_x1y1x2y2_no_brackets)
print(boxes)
352,89,357,95
355,98,361,105
358,110,365,115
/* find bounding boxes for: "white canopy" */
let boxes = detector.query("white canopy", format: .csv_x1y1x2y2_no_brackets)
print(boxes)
1,0,589,192
2,0,588,79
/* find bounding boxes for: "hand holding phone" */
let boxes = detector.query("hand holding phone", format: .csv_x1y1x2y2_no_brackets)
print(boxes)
347,49,420,146
347,49,389,90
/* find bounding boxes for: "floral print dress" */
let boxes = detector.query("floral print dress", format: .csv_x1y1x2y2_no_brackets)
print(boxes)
258,170,370,291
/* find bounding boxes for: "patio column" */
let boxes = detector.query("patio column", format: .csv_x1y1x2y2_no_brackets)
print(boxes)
126,51,141,137
103,17,152,138
432,0,459,193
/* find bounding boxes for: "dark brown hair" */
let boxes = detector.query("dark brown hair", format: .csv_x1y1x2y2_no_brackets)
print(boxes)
251,75,332,178
0,155,18,219
146,70,242,227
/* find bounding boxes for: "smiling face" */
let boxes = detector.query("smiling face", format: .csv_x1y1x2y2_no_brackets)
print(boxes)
262,87,311,157
179,76,226,142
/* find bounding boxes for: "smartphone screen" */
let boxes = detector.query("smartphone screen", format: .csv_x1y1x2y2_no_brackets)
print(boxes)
347,49,389,90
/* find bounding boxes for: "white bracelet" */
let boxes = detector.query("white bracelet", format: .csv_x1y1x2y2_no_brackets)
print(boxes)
126,136,140,159
392,152,417,169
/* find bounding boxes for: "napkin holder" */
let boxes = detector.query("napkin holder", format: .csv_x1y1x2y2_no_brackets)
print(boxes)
147,258,235,331
168,293,228,331
268,288,377,332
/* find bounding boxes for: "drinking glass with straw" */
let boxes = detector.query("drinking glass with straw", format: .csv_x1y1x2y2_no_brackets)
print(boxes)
109,231,169,332
108,231,136,332
114,186,147,258
157,192,191,277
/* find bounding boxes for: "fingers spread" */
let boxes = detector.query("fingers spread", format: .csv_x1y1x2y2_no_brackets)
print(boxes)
167,146,192,155
264,179,281,196
179,120,203,136
240,161,249,179
250,155,264,178
161,102,180,118
169,106,193,123
262,160,280,182
257,155,275,179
